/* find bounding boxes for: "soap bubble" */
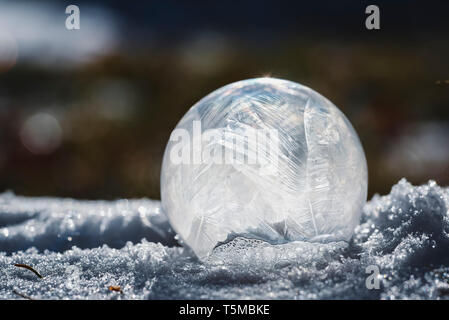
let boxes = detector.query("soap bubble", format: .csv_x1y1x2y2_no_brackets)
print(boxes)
161,78,368,259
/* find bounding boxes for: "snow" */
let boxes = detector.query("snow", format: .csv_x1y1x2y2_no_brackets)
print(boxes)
1,178,449,299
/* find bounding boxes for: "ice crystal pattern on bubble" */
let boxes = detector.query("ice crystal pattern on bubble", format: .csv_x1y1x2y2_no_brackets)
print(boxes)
161,78,368,258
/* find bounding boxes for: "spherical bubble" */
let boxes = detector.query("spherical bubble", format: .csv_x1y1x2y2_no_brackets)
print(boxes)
161,78,368,259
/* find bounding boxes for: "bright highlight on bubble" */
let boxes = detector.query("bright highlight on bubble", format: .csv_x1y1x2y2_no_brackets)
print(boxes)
161,78,368,259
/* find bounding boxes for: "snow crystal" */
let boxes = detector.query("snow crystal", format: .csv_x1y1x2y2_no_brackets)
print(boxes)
0,194,177,254
1,178,449,299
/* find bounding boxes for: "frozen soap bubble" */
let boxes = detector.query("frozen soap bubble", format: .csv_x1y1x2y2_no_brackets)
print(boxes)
161,78,368,259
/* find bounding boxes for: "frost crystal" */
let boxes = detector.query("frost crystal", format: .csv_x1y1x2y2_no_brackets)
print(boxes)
1,179,448,299
161,78,368,258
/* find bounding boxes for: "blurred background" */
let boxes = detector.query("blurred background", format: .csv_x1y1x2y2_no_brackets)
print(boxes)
0,0,448,200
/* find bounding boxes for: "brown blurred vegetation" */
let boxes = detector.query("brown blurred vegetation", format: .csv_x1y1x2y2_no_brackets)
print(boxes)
0,26,448,200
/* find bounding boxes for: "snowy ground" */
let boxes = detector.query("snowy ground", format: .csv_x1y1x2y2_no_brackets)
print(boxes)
1,179,449,300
